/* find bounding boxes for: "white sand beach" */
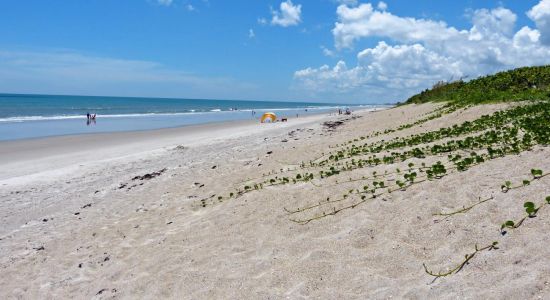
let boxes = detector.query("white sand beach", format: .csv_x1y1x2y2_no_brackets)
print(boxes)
1,104,550,299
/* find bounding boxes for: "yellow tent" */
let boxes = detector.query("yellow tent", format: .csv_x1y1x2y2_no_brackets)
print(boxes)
260,112,277,123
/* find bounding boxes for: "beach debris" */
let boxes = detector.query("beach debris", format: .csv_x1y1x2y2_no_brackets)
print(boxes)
266,151,273,155
78,263,83,268
33,246,45,251
82,203,92,209
281,139,288,142
173,145,186,151
96,289,108,295
135,205,148,212
211,165,217,169
194,182,205,188
322,120,344,131
132,168,167,181
322,116,361,132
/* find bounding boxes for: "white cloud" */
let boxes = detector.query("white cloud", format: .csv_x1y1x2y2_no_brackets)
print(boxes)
186,4,195,11
257,17,268,25
157,0,173,6
294,2,550,103
333,3,460,49
248,29,255,38
528,0,550,45
321,46,336,57
469,7,517,39
513,26,541,48
271,0,302,27
377,1,387,11
295,42,460,98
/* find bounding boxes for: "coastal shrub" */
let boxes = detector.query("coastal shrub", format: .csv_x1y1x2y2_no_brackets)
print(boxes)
406,65,550,105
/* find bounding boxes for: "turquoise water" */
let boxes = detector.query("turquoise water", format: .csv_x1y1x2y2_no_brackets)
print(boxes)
0,93,384,141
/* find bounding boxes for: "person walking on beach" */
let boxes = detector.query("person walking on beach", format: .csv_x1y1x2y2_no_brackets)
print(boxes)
87,112,90,120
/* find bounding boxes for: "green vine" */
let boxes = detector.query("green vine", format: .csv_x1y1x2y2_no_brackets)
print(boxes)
423,242,499,278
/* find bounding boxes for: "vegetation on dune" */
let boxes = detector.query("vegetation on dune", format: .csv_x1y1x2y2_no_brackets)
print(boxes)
405,65,550,105
191,65,550,279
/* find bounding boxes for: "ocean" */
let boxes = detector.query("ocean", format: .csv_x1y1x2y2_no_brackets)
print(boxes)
0,93,386,141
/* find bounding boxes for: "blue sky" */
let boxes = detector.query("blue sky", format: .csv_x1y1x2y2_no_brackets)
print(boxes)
1,0,549,104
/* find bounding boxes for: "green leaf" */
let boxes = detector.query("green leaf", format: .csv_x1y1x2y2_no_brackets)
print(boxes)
502,220,515,229
531,169,543,178
524,201,535,209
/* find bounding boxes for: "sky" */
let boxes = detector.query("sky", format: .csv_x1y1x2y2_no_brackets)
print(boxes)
1,0,550,104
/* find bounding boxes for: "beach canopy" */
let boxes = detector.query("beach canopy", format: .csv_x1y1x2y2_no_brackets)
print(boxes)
260,112,277,123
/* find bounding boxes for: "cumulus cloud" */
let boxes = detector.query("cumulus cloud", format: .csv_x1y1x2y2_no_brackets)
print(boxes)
248,29,255,38
271,0,302,27
528,0,550,44
295,42,460,97
377,1,387,11
294,1,550,103
469,7,517,39
333,3,460,49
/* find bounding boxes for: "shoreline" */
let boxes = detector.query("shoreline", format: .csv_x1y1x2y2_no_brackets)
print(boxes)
0,109,379,185
0,101,387,141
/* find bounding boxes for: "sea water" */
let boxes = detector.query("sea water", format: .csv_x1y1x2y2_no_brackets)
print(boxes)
0,93,386,141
